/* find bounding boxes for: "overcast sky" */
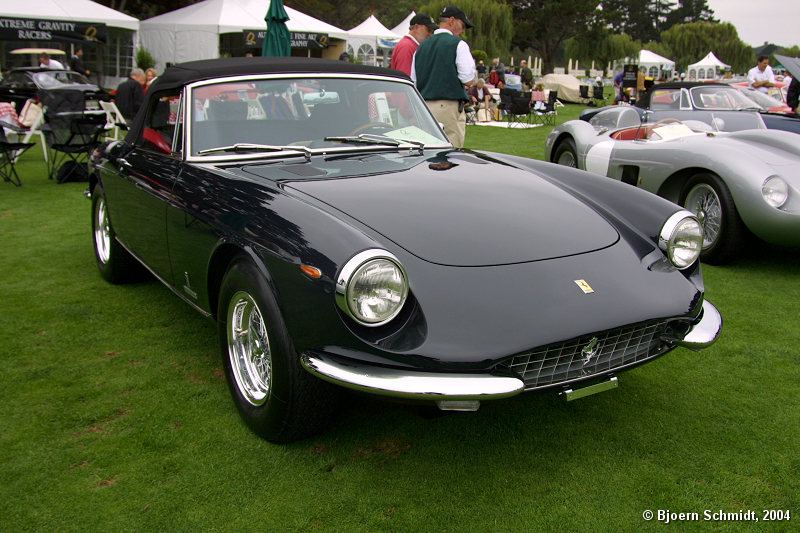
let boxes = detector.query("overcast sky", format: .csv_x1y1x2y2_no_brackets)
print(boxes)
706,0,800,48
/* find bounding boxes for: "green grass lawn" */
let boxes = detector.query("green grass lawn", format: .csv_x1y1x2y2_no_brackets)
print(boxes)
1,110,798,531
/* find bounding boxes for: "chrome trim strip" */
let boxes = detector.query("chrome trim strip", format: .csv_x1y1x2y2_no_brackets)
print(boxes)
675,300,722,351
301,352,525,400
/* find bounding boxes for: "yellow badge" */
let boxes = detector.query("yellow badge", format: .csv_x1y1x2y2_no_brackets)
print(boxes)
574,279,594,294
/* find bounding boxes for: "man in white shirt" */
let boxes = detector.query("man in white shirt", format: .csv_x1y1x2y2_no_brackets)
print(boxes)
38,53,65,70
411,6,477,148
748,55,776,93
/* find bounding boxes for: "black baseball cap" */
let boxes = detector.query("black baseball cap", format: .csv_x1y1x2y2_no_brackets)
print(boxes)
440,6,474,29
410,13,438,30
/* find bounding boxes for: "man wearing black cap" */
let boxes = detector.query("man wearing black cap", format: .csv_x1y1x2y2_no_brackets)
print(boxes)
390,14,437,76
411,6,477,148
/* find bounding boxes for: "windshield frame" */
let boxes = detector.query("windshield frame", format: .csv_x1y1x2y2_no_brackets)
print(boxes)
182,73,451,163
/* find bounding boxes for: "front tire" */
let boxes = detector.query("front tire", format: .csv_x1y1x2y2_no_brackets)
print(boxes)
92,185,141,283
218,256,339,443
553,138,578,167
680,173,745,265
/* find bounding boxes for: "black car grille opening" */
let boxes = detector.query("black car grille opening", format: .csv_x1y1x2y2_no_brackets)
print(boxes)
497,319,692,391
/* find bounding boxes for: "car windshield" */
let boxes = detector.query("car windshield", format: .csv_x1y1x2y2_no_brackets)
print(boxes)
188,76,449,158
689,86,761,111
738,87,785,109
32,70,92,89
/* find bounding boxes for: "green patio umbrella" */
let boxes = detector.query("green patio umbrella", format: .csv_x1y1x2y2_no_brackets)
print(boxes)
262,0,291,57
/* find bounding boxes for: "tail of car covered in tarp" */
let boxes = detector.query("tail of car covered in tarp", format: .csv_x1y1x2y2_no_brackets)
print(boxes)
542,73,592,104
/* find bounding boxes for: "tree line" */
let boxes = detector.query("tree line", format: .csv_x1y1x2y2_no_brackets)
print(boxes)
100,0,798,75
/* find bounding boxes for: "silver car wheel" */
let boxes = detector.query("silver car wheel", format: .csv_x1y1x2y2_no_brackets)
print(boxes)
94,196,111,265
684,183,722,249
557,149,576,167
227,291,272,406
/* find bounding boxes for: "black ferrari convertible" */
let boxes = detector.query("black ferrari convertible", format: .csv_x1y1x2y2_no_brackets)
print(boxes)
89,57,721,442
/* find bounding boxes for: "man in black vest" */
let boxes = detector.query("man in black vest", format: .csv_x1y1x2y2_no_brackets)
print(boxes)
411,6,476,148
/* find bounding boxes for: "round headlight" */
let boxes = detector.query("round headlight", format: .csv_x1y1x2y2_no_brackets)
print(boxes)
762,176,788,209
659,211,703,269
336,250,409,326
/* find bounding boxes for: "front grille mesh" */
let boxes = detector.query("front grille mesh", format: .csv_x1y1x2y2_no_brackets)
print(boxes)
497,319,691,390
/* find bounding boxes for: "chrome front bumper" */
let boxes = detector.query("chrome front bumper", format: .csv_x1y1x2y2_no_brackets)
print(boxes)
301,299,721,400
300,352,525,401
675,300,722,351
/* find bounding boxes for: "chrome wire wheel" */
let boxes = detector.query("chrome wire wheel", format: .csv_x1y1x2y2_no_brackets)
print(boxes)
227,291,272,406
94,196,111,265
556,148,576,167
684,183,722,249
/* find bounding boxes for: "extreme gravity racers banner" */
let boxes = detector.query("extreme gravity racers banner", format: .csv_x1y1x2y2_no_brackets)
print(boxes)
0,17,107,44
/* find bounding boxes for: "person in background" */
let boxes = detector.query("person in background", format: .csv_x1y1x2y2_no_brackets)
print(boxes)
467,77,496,121
145,68,158,92
748,55,776,94
613,70,626,102
787,76,799,114
491,57,506,85
115,68,146,121
339,52,351,62
476,60,486,79
70,48,90,77
390,13,437,76
411,5,476,149
519,59,533,92
39,53,65,70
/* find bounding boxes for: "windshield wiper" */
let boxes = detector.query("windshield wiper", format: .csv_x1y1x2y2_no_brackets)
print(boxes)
197,143,311,161
325,134,425,154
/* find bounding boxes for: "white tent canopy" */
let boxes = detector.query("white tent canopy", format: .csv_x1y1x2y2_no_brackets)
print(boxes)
637,49,675,79
346,14,402,66
391,11,416,36
2,0,139,31
139,0,348,71
688,52,730,80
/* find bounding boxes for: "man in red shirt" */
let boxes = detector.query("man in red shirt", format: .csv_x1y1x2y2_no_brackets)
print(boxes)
390,14,437,76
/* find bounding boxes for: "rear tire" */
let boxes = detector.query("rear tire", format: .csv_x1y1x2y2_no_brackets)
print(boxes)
680,173,745,265
218,256,340,443
92,185,142,283
553,138,578,167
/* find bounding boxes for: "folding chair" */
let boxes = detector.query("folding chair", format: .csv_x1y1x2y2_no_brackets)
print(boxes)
579,85,590,99
538,90,559,127
99,100,128,141
0,126,35,186
40,89,105,182
592,85,606,103
499,88,533,128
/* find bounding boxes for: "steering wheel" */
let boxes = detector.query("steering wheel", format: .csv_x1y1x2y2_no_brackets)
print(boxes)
348,122,394,136
651,118,684,127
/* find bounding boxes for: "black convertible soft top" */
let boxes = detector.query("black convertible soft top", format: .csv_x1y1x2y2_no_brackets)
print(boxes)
125,56,411,145
149,56,409,94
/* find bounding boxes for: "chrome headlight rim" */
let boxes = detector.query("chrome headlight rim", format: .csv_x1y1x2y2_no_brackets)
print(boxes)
335,249,409,327
762,175,789,209
658,210,703,270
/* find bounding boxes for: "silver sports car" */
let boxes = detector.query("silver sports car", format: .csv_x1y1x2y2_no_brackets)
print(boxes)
546,106,800,264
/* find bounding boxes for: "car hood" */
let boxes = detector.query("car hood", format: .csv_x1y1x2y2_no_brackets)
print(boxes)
243,151,619,266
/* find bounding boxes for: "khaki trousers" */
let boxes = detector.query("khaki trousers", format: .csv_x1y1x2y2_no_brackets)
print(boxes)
425,99,466,148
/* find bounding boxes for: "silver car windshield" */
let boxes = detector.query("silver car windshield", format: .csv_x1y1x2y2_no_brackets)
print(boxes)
32,71,92,88
689,86,761,111
188,76,449,158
